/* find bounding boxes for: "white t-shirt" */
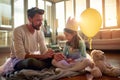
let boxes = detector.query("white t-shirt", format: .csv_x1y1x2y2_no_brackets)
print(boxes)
10,24,48,59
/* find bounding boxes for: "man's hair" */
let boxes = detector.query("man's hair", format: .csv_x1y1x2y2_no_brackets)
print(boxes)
27,7,44,18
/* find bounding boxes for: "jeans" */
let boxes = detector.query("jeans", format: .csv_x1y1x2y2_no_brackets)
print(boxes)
14,58,53,71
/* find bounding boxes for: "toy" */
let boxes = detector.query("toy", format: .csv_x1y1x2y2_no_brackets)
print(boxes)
91,50,120,77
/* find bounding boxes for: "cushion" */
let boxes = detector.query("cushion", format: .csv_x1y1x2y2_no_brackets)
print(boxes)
101,30,112,39
112,29,120,39
92,38,120,45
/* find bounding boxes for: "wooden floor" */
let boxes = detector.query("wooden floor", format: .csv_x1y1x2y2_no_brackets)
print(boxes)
0,50,120,80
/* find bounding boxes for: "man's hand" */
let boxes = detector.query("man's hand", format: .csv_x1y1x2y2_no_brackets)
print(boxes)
53,53,66,61
44,48,54,58
25,48,54,59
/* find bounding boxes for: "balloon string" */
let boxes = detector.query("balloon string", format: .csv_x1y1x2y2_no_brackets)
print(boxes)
88,38,92,50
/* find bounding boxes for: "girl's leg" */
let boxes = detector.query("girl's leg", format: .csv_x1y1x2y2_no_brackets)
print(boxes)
52,59,71,69
63,58,102,78
65,58,94,71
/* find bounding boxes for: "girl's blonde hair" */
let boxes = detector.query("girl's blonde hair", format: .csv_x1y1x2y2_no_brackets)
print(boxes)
64,28,83,49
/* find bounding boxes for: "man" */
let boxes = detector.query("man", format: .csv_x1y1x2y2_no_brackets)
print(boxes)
8,7,54,72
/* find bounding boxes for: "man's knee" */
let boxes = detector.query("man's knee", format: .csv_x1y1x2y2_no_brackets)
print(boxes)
26,58,37,66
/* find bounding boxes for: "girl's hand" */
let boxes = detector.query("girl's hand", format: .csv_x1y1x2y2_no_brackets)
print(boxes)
54,53,66,61
66,58,74,63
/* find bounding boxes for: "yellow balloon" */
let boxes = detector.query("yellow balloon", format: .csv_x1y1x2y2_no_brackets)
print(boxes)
80,8,102,38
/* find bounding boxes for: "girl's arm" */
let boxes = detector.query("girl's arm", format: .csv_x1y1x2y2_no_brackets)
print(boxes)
79,40,87,57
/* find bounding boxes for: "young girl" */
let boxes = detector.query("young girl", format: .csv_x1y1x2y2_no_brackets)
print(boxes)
52,17,102,78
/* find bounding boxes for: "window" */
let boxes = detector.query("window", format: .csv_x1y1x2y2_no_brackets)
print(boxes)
0,0,12,47
0,30,12,47
90,0,103,28
45,1,52,26
43,1,52,38
28,0,36,9
87,0,117,28
66,0,74,21
105,0,117,27
38,0,44,9
14,0,24,28
75,0,86,21
56,2,65,32
0,0,12,28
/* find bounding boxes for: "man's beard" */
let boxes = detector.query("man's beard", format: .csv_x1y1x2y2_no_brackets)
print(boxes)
32,22,41,30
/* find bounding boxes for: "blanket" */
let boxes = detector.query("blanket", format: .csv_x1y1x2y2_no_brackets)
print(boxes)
5,67,85,80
